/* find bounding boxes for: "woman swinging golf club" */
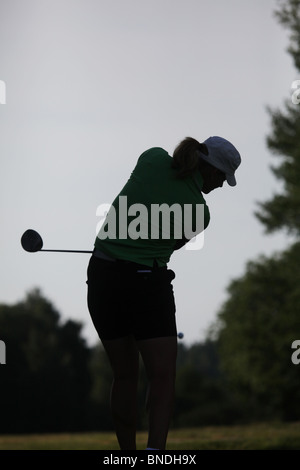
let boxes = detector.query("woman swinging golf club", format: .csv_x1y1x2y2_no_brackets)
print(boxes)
86,136,241,450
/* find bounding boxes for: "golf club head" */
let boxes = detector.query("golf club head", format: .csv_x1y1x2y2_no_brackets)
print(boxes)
21,229,43,252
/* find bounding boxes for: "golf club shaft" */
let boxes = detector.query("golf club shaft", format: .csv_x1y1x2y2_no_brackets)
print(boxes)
41,249,93,253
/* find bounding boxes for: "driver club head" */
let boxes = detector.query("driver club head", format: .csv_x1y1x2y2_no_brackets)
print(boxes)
21,229,43,252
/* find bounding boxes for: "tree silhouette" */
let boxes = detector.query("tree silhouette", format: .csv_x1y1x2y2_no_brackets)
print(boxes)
213,0,300,422
0,288,91,433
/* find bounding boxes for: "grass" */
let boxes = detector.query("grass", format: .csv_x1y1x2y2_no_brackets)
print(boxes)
0,422,300,450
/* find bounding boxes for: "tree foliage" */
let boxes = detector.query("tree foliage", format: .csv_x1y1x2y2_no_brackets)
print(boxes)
0,289,239,433
0,288,91,433
213,0,300,423
276,0,300,71
255,0,300,236
214,243,300,421
5,275,298,432
173,341,243,426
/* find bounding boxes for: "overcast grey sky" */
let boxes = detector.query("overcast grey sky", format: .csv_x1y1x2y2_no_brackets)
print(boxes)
0,0,296,346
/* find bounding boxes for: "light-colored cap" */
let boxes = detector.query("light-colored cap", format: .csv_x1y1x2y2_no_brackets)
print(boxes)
200,136,241,186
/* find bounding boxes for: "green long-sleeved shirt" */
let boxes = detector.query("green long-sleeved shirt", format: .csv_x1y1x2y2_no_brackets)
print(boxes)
95,147,210,267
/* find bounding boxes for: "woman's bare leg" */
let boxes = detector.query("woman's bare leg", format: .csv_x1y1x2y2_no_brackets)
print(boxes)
102,336,140,450
137,336,177,450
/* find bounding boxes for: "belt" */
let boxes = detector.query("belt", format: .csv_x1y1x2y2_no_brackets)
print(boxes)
93,249,159,271
93,248,116,262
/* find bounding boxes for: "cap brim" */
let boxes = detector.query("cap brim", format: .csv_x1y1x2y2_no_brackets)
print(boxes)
226,174,237,186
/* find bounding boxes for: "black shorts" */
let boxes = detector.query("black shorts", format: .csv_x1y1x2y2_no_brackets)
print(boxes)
86,255,177,341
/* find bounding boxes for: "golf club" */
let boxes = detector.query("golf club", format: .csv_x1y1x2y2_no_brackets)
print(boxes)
21,229,93,254
22,230,186,339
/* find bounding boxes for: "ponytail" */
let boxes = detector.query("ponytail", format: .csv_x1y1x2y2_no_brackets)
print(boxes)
172,137,208,179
